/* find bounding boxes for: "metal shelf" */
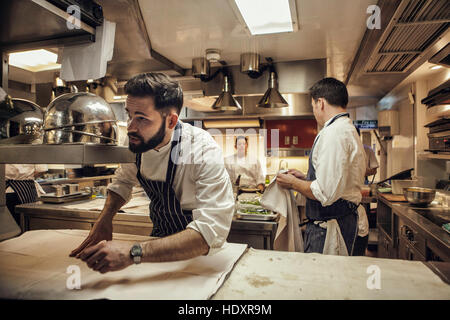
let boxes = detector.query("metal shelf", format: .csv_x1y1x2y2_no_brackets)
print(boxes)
0,144,135,165
417,152,450,160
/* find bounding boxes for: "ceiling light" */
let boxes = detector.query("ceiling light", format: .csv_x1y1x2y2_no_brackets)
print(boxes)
211,75,242,111
233,0,297,35
257,72,288,108
9,49,60,72
430,65,443,70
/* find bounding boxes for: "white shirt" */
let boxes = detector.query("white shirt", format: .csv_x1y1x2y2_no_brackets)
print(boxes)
5,164,48,195
224,154,265,188
309,113,366,207
107,121,235,255
364,145,379,170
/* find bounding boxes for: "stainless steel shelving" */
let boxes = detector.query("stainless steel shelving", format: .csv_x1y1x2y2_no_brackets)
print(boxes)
0,144,134,165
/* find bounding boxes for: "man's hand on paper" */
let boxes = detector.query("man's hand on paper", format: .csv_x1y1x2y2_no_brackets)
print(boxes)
69,220,113,258
77,240,133,274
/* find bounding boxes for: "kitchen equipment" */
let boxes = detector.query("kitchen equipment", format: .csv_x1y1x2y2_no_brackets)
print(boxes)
380,193,407,202
0,98,44,144
403,187,436,207
424,117,450,153
43,92,118,144
39,192,91,203
235,212,278,221
377,168,414,185
421,79,450,107
391,179,418,195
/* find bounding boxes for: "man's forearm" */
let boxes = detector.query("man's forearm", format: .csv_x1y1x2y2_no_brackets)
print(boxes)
98,190,126,222
141,228,209,263
292,179,317,201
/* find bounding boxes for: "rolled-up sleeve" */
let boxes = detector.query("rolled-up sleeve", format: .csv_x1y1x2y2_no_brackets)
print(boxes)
107,162,140,203
186,136,235,256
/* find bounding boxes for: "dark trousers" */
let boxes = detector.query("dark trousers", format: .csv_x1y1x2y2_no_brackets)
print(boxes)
304,213,358,255
352,235,369,256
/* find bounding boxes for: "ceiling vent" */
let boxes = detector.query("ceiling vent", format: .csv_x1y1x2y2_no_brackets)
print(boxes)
365,0,449,74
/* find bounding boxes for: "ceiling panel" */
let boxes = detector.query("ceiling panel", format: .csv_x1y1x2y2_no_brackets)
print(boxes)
138,0,376,81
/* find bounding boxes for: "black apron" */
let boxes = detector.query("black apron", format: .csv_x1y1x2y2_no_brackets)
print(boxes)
304,113,359,255
135,122,193,237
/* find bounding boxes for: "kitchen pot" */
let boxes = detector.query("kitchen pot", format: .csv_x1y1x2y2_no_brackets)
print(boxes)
43,92,117,144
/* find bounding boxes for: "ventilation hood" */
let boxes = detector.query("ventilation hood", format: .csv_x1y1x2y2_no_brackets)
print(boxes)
96,0,185,81
346,0,450,103
180,59,325,120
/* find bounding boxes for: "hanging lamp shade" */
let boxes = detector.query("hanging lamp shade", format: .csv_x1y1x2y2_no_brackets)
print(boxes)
257,72,288,108
211,75,242,111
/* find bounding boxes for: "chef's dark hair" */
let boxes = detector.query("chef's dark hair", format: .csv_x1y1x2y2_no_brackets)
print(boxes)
124,72,183,114
309,77,348,108
235,136,248,148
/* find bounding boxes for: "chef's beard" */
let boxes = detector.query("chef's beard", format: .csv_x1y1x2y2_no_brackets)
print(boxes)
128,118,167,153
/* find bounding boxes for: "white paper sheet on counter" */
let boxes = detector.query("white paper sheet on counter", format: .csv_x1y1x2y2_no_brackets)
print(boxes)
0,230,247,300
62,196,150,213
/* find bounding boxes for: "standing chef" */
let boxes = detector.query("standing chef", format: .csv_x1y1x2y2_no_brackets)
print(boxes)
70,72,235,273
224,136,265,193
276,78,365,255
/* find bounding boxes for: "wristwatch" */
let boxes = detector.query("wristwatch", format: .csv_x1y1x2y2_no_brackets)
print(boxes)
130,243,143,264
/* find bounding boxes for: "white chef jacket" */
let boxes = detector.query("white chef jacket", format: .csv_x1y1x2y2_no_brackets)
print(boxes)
5,164,48,196
364,145,379,170
107,121,235,255
309,113,366,207
224,154,265,188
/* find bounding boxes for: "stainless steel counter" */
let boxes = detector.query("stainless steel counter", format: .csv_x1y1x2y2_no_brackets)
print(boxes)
15,199,279,250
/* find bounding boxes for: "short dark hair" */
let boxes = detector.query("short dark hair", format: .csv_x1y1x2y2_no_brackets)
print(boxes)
124,72,183,114
309,77,348,108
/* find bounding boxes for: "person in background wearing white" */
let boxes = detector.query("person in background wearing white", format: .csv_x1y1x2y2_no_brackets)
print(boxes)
6,164,48,225
352,127,376,256
276,78,366,255
224,136,265,193
70,72,234,273
355,127,379,184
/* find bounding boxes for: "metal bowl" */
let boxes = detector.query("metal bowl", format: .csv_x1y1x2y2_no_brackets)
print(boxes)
43,92,117,145
0,98,44,144
403,187,436,206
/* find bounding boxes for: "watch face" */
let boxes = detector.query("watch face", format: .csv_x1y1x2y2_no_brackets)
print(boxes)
131,244,142,257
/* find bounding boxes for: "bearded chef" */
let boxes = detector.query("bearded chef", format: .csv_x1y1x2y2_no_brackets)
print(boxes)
70,72,235,273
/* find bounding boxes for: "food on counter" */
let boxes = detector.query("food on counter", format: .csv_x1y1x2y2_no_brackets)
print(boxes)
238,208,271,215
239,199,261,206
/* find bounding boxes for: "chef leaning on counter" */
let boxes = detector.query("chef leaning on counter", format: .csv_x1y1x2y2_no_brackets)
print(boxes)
277,78,366,255
70,72,235,273
224,135,266,193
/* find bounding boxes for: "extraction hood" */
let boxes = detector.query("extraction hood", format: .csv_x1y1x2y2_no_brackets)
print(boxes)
179,59,325,121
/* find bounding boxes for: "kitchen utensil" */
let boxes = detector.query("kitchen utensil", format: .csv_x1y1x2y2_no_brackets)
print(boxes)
0,98,44,144
377,168,413,185
391,179,418,194
403,187,436,206
43,92,117,144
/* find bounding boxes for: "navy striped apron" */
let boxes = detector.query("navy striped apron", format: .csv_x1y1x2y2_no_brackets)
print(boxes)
135,122,193,237
304,113,359,255
6,180,38,204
